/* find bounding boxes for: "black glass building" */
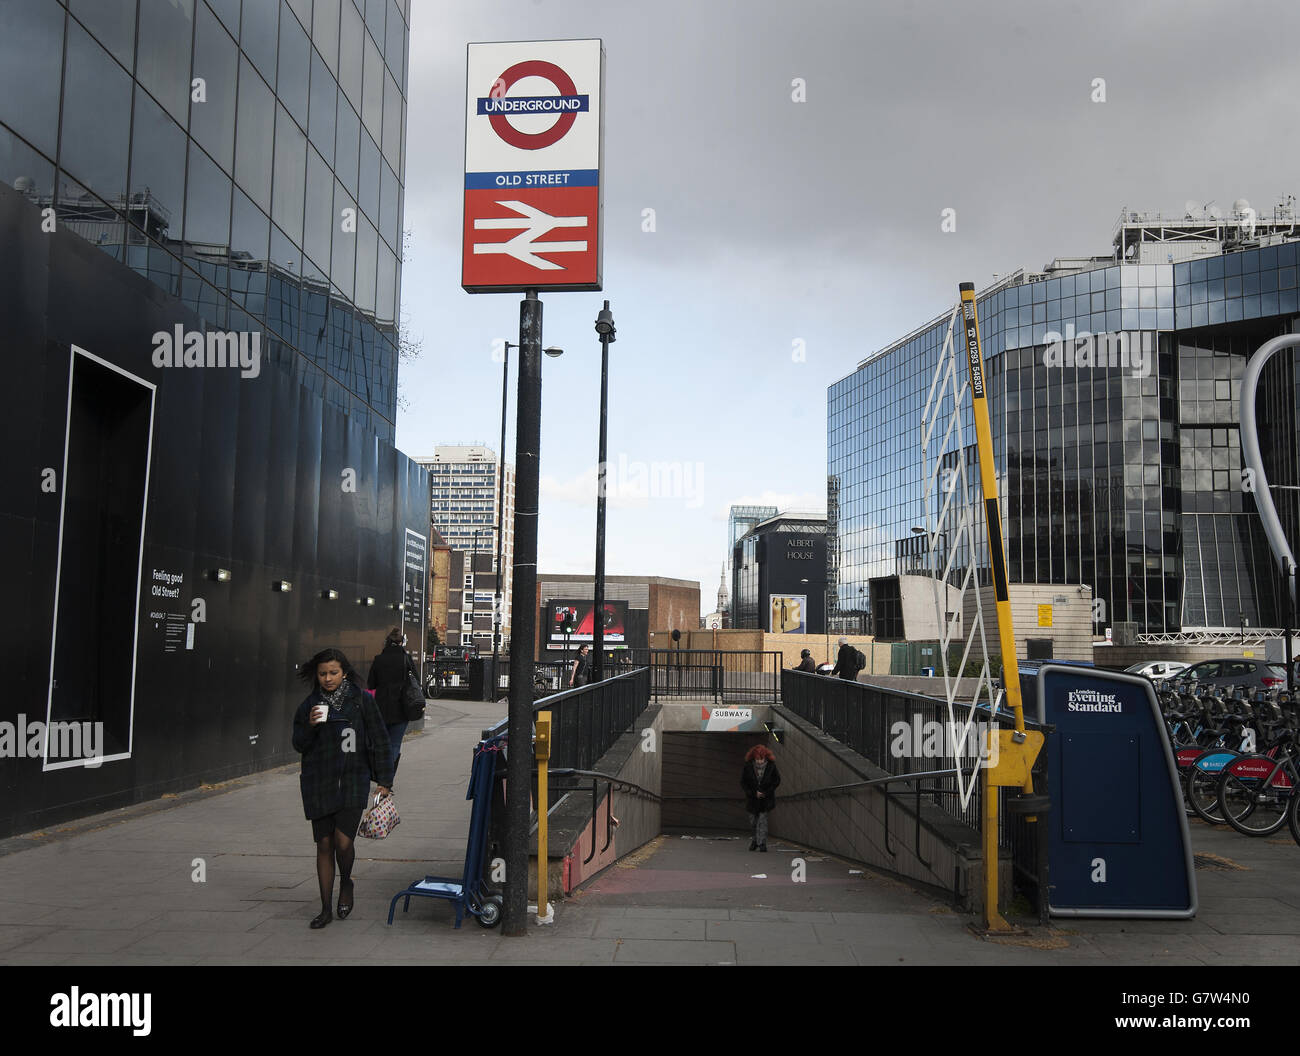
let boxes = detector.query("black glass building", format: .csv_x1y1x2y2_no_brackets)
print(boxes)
731,513,828,633
0,0,426,838
828,213,1300,639
1,0,405,438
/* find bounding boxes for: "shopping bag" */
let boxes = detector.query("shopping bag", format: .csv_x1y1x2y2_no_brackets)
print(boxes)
357,790,400,839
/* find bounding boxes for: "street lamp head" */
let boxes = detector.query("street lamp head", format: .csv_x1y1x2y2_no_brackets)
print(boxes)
594,300,616,341
543,346,564,358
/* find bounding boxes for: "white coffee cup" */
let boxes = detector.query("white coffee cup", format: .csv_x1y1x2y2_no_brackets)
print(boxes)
311,704,328,725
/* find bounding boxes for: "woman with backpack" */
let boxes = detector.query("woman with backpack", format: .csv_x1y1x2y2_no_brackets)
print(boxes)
367,629,420,785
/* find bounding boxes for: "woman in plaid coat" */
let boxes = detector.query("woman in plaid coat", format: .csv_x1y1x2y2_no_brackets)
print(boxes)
293,648,394,929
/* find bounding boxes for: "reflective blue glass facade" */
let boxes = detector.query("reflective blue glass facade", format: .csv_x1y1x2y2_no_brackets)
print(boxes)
829,249,1300,635
0,0,407,441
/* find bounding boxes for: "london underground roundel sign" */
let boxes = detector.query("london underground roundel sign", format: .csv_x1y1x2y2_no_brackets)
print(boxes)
463,40,605,293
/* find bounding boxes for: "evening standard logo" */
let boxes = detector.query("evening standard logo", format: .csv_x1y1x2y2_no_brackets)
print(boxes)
1067,689,1122,713
50,988,151,1036
478,94,588,115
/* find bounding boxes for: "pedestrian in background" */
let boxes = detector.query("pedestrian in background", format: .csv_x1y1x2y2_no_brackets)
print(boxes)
794,648,817,672
293,648,393,929
831,636,861,681
569,643,591,687
741,744,781,852
368,629,418,785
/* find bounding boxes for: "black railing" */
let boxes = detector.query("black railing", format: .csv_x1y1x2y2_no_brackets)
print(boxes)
621,649,781,703
781,669,1050,914
484,666,651,772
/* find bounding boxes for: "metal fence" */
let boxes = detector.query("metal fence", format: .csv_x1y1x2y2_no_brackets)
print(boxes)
484,666,651,772
621,649,781,703
426,658,600,699
781,669,1050,914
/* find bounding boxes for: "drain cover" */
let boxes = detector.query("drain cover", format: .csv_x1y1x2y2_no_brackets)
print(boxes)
1194,852,1245,871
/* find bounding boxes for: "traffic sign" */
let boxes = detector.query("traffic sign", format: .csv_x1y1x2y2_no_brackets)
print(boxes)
463,40,604,292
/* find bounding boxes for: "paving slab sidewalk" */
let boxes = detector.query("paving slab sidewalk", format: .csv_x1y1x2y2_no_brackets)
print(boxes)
2,697,1296,966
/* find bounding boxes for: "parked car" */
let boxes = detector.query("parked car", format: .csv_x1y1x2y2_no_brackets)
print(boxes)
1123,660,1189,682
1178,658,1288,690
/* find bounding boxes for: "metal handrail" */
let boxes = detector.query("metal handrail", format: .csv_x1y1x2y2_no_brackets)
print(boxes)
544,767,661,866
482,665,650,739
547,767,662,804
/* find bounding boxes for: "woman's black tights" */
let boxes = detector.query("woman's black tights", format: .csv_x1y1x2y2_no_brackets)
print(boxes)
315,830,355,911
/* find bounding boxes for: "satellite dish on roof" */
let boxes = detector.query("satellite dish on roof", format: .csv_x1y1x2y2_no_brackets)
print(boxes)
1207,203,1223,220
1184,199,1201,218
1233,197,1252,216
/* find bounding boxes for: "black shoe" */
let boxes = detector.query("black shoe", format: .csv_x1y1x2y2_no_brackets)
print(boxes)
759,843,768,852
310,908,333,929
749,840,757,851
337,879,354,919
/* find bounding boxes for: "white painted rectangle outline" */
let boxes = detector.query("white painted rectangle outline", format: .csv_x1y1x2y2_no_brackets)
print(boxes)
44,344,156,771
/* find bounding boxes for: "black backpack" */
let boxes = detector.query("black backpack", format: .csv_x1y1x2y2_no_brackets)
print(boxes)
854,648,866,671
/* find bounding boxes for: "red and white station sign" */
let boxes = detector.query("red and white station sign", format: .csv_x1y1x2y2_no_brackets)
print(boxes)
462,39,605,293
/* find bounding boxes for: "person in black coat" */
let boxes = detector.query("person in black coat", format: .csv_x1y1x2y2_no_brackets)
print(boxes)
367,628,418,783
569,643,592,687
794,649,817,673
831,637,860,681
741,744,781,852
294,648,394,929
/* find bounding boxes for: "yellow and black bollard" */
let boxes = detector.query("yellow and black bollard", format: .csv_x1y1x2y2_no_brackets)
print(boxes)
959,283,1043,932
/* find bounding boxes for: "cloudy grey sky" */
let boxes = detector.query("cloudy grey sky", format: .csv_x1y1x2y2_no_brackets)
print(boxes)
396,0,1300,614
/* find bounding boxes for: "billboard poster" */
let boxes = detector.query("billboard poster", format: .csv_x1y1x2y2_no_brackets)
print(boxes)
463,39,604,292
547,598,627,645
770,594,807,634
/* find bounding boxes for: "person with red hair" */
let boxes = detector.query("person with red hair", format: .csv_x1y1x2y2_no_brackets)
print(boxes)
741,744,781,852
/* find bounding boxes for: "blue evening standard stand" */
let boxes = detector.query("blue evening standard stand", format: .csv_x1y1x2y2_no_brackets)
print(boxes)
1028,663,1196,919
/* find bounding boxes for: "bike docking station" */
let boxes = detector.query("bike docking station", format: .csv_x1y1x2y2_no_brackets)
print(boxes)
1022,663,1197,919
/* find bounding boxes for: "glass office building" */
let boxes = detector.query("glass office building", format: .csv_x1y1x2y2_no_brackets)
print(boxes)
1,0,406,440
0,0,426,839
828,219,1300,637
726,504,777,624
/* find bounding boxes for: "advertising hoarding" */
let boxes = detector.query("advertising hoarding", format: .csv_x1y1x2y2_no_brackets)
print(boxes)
769,594,807,634
547,598,627,646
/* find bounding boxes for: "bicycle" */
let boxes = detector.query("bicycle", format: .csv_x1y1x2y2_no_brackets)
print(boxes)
1214,703,1298,836
1287,775,1300,847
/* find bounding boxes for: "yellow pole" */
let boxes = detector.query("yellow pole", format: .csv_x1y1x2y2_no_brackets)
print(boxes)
958,283,1026,733
958,282,1037,932
535,711,551,923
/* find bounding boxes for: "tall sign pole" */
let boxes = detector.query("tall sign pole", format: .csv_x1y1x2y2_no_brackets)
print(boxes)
504,290,542,935
958,282,1041,934
464,39,605,935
